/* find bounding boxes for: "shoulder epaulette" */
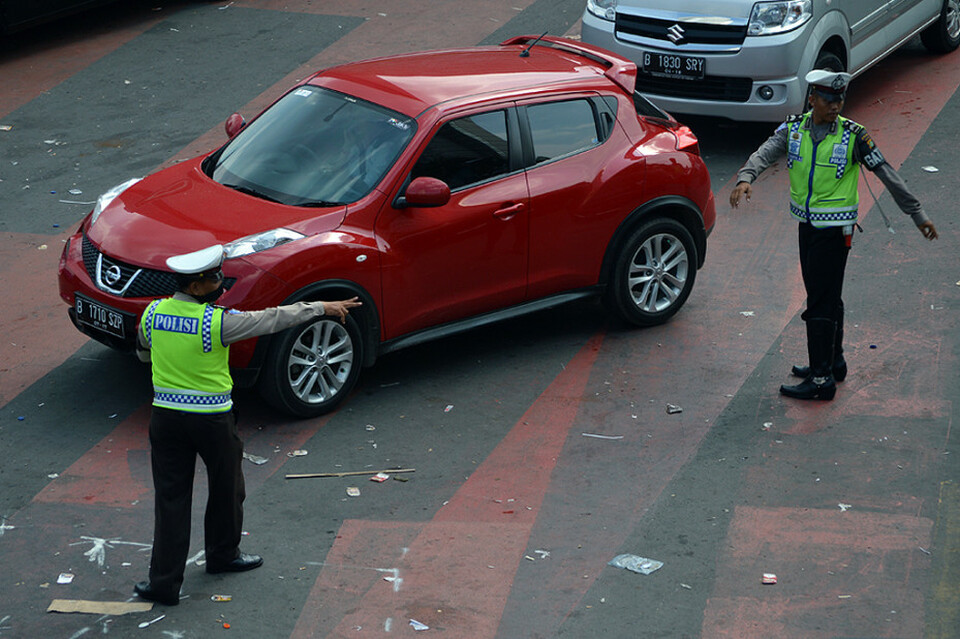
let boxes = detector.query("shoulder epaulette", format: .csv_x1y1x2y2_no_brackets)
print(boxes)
785,114,804,123
841,119,864,134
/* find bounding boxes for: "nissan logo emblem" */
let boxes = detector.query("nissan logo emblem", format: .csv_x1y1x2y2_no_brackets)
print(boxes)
103,264,122,286
667,23,686,44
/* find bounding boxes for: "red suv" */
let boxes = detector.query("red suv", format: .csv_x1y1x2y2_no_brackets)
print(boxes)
58,35,716,417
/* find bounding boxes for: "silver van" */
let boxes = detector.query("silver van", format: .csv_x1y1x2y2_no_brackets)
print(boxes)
581,0,960,121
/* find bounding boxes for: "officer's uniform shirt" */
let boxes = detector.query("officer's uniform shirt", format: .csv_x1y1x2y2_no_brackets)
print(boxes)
138,293,328,360
736,116,932,229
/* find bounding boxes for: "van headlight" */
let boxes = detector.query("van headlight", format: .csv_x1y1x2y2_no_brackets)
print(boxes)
748,0,812,35
586,0,617,21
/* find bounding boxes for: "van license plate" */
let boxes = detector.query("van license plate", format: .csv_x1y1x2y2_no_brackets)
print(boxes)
642,52,705,80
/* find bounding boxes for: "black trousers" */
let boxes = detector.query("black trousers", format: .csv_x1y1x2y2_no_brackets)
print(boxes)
147,406,245,596
798,222,850,323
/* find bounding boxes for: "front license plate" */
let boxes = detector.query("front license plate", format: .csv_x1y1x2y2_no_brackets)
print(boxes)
642,52,705,80
75,294,125,339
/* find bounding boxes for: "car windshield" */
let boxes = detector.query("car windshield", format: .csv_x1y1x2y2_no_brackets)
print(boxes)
211,86,416,206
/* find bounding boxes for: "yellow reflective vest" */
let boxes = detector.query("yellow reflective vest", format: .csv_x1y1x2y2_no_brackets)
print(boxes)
787,113,860,227
142,298,232,413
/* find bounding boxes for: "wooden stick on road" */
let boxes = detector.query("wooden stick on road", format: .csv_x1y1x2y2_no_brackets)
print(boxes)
285,468,416,479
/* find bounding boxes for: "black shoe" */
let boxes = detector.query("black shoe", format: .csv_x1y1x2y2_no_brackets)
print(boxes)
780,375,836,400
206,553,263,574
791,358,847,382
134,581,180,606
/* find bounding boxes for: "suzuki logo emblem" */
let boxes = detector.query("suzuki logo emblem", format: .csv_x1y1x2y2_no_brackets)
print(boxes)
103,264,122,286
667,23,686,44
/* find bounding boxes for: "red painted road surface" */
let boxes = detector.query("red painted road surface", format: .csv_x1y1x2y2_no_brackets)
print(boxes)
1,1,958,637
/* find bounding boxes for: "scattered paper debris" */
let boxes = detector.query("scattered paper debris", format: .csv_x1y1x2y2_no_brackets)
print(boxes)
444,404,454,412
409,619,429,631
921,166,939,173
608,554,663,575
370,472,390,482
762,573,777,585
581,433,624,440
365,424,376,431
346,487,360,497
287,449,308,457
666,404,683,415
762,422,773,431
57,573,74,584
47,599,153,615
210,594,232,602
740,311,755,317
838,503,852,512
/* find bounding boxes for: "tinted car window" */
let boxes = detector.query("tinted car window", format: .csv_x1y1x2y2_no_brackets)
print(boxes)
211,86,416,206
411,111,509,191
527,99,599,163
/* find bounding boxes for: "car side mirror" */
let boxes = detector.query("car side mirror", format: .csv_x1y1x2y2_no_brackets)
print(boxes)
397,177,451,208
225,113,246,139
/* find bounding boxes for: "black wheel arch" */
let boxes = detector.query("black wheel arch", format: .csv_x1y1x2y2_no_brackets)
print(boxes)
240,280,380,387
600,196,708,289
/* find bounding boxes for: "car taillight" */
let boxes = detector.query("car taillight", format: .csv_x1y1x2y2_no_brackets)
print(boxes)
673,125,701,156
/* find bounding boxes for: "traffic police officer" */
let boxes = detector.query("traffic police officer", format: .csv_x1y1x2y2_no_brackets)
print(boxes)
133,244,361,605
729,69,938,400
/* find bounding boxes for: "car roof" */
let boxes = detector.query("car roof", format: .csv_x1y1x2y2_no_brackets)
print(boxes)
307,36,637,117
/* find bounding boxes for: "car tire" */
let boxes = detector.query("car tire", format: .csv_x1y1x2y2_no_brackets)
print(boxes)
604,218,697,327
921,0,960,53
258,314,363,418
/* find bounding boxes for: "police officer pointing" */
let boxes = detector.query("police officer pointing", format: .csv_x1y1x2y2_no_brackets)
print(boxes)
133,244,360,605
730,69,938,401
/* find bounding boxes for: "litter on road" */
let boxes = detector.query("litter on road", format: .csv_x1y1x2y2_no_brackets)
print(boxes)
286,468,416,480
581,433,624,440
47,599,154,615
608,554,663,575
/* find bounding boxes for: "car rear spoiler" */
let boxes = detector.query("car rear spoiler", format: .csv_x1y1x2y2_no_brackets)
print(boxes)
500,35,637,96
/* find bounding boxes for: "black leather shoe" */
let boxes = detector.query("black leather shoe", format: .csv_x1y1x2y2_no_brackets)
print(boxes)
791,358,847,382
780,375,836,400
206,553,263,574
134,581,179,606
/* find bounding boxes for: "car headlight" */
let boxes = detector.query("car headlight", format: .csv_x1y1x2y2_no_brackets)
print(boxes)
89,177,142,226
224,228,305,258
586,0,617,21
748,0,812,35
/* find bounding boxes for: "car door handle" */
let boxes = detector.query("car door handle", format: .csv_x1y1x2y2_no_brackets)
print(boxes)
493,202,524,219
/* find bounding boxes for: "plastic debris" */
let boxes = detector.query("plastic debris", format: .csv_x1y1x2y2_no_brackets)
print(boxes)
409,619,429,631
365,424,376,431
608,554,663,575
370,472,390,482
0,125,11,131
210,594,232,602
346,487,360,497
287,449,308,457
138,615,165,628
762,422,773,431
68,189,82,195
838,503,852,512
666,404,683,415
740,310,755,317
242,452,269,465
444,404,454,412
581,433,624,440
922,166,939,172
762,573,777,585
57,573,75,584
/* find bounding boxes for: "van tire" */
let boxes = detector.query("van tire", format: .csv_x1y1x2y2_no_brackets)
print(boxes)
921,0,960,53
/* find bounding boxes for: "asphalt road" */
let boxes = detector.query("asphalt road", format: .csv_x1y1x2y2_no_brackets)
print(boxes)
1,1,958,638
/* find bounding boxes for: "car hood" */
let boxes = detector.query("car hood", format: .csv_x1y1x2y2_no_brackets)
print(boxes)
86,160,347,268
616,0,752,20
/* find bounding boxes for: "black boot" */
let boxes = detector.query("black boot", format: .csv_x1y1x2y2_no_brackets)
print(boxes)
791,311,846,381
781,319,837,400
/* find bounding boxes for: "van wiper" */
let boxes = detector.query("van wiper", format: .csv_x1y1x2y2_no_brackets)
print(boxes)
224,183,283,204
